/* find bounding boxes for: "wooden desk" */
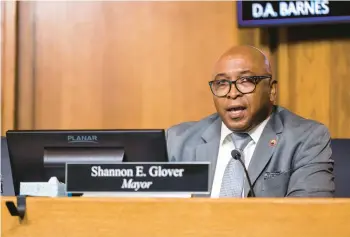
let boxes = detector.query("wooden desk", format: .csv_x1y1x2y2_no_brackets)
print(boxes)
2,197,350,237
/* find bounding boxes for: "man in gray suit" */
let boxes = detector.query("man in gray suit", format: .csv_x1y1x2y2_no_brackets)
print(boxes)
166,45,334,197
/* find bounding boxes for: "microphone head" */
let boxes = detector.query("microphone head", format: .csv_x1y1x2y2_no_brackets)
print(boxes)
231,149,242,160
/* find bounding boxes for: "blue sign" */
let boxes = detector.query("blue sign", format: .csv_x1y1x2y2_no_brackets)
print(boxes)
237,1,350,27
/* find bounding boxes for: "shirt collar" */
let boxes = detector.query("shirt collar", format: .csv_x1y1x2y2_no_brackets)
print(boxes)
220,116,271,145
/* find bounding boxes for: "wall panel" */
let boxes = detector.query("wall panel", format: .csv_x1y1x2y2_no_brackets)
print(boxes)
329,40,350,138
1,1,17,135
277,24,350,138
16,1,36,130
18,1,237,130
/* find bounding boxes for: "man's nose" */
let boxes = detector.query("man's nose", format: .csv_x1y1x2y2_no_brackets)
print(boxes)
227,82,242,99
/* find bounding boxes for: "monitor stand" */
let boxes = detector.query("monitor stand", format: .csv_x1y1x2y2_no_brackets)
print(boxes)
43,147,125,182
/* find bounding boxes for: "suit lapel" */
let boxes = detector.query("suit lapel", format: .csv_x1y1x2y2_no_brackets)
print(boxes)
244,110,283,197
193,116,221,197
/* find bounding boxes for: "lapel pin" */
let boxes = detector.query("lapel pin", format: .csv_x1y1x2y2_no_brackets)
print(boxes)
269,139,277,147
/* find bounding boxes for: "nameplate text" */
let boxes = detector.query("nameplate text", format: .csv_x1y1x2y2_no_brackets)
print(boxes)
66,162,209,193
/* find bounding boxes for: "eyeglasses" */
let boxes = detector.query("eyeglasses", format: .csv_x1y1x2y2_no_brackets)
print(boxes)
208,75,272,97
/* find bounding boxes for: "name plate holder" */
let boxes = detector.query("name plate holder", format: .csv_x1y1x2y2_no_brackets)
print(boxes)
65,162,210,196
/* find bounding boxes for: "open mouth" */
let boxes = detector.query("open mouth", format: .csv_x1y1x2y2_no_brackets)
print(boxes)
227,106,246,112
226,106,247,119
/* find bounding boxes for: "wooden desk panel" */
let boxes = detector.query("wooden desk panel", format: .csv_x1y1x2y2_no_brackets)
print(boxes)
2,197,350,237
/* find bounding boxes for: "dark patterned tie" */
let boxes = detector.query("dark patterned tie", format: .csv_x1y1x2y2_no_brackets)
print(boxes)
219,133,252,197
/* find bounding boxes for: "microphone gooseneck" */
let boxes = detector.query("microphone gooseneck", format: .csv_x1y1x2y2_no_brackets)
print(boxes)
231,149,256,197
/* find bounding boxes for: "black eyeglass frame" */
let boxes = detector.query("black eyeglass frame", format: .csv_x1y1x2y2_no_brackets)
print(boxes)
208,75,273,97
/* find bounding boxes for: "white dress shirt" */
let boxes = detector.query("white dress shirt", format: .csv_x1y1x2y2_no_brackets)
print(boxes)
211,116,271,198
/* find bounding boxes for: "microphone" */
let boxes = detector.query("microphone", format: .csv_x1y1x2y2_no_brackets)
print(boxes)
231,149,256,197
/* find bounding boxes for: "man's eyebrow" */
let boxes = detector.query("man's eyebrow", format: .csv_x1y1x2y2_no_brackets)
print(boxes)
238,70,254,75
213,70,255,79
213,73,229,78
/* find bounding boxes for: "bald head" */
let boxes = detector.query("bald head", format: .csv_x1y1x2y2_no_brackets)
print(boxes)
210,45,277,132
214,45,272,75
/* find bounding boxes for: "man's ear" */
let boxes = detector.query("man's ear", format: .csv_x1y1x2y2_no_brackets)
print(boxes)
269,80,277,103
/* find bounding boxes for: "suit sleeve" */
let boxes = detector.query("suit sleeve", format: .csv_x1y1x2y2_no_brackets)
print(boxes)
165,122,197,162
286,124,335,197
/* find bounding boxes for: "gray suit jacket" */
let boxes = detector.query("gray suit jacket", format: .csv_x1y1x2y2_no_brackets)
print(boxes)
166,106,335,197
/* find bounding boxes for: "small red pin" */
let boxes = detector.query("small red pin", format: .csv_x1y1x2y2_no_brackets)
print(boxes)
270,139,277,147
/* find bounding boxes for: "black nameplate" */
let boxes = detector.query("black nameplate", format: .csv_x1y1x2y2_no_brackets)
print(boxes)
238,1,350,27
65,162,209,193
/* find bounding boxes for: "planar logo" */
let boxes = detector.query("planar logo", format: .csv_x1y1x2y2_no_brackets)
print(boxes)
67,135,98,143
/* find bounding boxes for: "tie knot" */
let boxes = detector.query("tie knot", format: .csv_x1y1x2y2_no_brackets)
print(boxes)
231,132,252,151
